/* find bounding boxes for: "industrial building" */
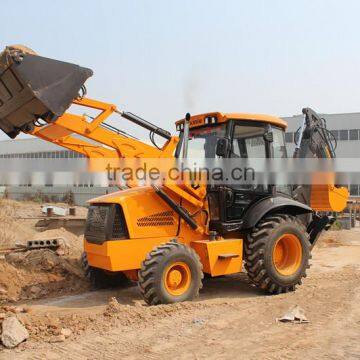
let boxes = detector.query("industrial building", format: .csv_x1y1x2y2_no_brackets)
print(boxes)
0,138,113,205
0,138,85,159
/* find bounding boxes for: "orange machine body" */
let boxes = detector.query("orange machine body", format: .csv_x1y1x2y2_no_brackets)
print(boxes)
26,98,348,278
84,185,243,277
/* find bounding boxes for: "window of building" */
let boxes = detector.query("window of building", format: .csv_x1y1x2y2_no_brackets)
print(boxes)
349,129,359,141
350,184,359,196
285,132,293,143
331,130,339,140
339,130,349,141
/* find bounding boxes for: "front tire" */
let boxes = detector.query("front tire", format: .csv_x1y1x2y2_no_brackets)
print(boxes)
138,241,203,305
81,252,130,289
244,214,311,294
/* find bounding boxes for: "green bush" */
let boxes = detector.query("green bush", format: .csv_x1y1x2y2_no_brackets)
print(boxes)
330,220,342,231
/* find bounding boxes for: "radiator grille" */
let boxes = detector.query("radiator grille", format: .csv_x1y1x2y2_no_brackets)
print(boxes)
85,204,127,244
112,206,127,238
85,205,108,244
137,211,175,227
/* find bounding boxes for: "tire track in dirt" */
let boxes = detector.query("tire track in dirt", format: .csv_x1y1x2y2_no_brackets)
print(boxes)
5,263,360,360
1,230,360,359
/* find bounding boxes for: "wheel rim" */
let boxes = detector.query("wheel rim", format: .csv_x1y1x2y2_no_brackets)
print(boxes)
272,233,302,276
164,262,191,296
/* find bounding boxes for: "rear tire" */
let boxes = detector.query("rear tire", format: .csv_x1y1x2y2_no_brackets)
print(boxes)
138,241,203,305
81,252,130,289
244,214,311,294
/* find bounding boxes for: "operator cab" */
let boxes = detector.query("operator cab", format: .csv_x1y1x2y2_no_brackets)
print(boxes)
175,112,290,233
175,112,287,160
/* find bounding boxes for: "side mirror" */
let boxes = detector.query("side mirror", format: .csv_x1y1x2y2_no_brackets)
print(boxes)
263,131,274,142
216,138,230,157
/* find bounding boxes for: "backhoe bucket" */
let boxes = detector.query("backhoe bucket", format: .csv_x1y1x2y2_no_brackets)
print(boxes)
0,53,93,138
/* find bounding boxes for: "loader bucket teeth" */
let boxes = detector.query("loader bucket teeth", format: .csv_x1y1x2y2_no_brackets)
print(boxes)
0,51,93,138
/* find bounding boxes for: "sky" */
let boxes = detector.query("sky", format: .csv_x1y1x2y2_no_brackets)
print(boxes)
2,0,360,140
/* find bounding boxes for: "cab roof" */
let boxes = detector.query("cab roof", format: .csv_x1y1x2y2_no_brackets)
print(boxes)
176,112,287,130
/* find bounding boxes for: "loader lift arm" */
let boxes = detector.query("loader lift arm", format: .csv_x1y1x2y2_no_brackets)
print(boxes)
29,97,178,159
29,96,207,223
0,49,207,232
0,47,177,159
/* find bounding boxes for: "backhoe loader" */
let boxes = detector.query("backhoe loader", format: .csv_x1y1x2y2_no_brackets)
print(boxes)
0,46,349,304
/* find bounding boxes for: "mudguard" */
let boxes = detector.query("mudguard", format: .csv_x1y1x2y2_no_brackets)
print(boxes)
242,196,313,229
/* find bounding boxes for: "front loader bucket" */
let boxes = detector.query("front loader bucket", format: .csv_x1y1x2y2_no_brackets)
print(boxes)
0,53,93,138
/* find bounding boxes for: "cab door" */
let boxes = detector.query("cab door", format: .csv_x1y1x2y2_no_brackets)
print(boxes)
222,121,270,222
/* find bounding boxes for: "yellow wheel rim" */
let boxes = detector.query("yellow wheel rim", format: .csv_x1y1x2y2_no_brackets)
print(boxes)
273,233,302,276
164,262,191,296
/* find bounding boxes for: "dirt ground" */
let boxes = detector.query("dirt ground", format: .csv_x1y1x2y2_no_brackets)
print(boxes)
0,199,88,303
0,200,359,359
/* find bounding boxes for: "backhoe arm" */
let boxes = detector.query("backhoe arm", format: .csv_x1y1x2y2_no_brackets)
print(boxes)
294,108,336,159
293,108,349,212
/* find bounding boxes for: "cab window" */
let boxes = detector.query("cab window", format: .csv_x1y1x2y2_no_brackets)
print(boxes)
272,127,287,158
231,124,266,158
187,124,226,158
